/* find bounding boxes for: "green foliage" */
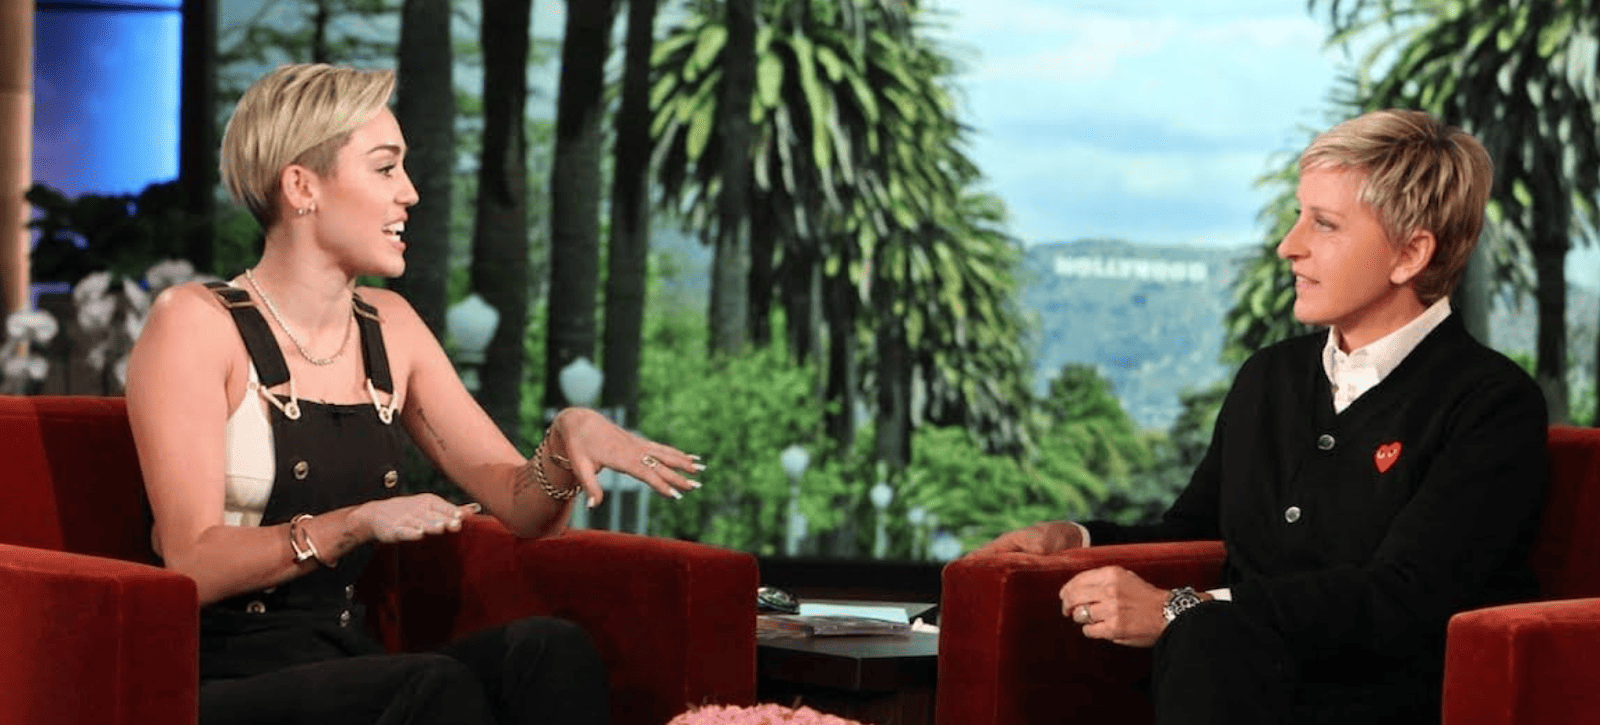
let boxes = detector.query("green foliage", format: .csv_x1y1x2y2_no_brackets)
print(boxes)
1033,363,1164,526
888,191,1038,455
27,181,258,284
1037,364,1150,481
653,1,1036,454
634,324,824,555
1103,383,1227,526
211,204,266,278
217,0,401,99
898,424,1087,553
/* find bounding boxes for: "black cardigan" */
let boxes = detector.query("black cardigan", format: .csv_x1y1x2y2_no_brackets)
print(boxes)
1086,315,1549,669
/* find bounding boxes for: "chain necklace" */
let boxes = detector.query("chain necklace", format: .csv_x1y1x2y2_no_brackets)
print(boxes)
243,267,354,367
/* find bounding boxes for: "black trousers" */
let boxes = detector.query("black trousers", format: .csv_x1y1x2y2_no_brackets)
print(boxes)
1150,602,1439,725
200,617,609,725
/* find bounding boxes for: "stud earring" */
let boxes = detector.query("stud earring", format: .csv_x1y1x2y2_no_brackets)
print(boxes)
296,204,316,217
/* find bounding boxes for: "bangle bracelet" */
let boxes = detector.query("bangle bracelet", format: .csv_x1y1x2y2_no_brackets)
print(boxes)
289,513,318,564
289,513,337,568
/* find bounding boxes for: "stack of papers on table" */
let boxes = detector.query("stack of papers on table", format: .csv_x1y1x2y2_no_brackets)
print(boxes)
757,614,912,637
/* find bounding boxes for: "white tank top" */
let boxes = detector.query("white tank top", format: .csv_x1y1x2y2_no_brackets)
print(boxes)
222,363,276,527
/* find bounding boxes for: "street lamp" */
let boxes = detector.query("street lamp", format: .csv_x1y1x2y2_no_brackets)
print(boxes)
445,293,498,392
931,530,963,561
870,480,894,559
907,506,928,561
554,358,647,533
781,444,811,556
557,356,603,409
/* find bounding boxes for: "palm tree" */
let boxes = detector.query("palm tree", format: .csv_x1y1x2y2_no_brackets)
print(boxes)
544,0,620,408
651,0,918,352
391,0,455,336
602,0,659,424
471,0,533,434
1314,0,1600,422
179,0,218,275
651,1,1034,449
709,0,757,358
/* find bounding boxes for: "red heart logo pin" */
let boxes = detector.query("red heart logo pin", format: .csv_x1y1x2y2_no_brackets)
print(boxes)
1374,442,1402,473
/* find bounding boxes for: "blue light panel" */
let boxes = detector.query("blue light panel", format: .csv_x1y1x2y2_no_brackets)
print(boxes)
33,3,182,198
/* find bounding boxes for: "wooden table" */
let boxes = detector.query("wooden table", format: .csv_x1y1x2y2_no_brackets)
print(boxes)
756,602,938,725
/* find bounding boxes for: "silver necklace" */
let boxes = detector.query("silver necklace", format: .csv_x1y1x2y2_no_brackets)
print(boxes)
243,267,354,367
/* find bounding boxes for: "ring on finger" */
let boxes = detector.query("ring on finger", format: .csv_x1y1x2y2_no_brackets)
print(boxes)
1074,605,1092,624
641,454,660,469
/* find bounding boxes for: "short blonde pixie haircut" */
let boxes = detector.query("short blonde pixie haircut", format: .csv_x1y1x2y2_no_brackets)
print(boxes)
220,63,396,226
1300,109,1494,305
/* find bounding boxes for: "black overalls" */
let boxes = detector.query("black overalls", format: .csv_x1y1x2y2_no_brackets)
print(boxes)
196,283,609,725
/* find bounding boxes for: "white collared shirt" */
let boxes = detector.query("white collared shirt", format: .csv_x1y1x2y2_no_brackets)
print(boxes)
1322,297,1454,413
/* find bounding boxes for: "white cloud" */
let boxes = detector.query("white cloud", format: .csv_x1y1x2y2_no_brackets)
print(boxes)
969,16,1181,84
919,1,1342,248
927,0,1089,35
973,133,1278,247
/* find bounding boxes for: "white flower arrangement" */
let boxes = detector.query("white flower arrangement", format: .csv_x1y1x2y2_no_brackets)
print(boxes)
1,308,58,393
0,260,217,394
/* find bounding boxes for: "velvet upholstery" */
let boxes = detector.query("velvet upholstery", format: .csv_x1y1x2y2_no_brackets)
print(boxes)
937,425,1600,725
0,395,758,725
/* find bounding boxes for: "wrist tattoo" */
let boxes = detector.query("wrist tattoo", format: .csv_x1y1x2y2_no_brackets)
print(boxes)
336,530,360,555
513,459,538,498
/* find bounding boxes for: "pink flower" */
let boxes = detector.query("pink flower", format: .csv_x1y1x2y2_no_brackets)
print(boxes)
669,703,869,725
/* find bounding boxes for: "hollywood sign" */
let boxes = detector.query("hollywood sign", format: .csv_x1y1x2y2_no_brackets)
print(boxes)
1053,256,1209,284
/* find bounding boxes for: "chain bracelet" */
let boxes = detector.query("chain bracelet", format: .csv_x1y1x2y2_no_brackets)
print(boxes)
533,426,580,500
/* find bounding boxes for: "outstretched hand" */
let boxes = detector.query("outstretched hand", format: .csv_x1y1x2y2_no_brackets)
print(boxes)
548,407,703,507
351,493,482,543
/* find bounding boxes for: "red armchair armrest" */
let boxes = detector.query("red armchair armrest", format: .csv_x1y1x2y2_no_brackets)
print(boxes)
364,517,758,725
1443,598,1600,725
937,541,1226,725
0,543,198,725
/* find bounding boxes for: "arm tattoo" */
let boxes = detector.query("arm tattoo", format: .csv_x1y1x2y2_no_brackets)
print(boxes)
416,405,448,452
513,459,538,498
336,530,360,556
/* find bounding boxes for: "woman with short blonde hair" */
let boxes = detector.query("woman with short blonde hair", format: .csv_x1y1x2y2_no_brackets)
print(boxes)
127,62,701,724
974,109,1545,725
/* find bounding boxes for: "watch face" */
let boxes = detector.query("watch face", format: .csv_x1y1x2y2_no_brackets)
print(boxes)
1163,587,1202,622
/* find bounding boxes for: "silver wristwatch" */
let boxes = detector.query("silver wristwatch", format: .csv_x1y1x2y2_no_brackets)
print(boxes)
1162,586,1203,623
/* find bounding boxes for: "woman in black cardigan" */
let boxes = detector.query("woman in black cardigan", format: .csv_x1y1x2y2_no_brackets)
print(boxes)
970,109,1548,725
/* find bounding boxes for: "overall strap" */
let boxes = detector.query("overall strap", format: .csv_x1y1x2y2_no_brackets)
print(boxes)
204,281,291,389
352,293,393,394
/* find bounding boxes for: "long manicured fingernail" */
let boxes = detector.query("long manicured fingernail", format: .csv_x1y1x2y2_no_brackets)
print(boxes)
588,497,599,509
689,454,702,461
669,490,683,500
693,462,707,472
463,503,482,514
687,480,703,489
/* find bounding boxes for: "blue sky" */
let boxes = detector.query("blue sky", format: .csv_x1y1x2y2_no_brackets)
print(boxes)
924,0,1344,250
920,0,1600,286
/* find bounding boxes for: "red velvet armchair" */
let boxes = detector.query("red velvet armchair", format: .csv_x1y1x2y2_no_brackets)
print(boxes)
937,425,1600,725
0,395,758,725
